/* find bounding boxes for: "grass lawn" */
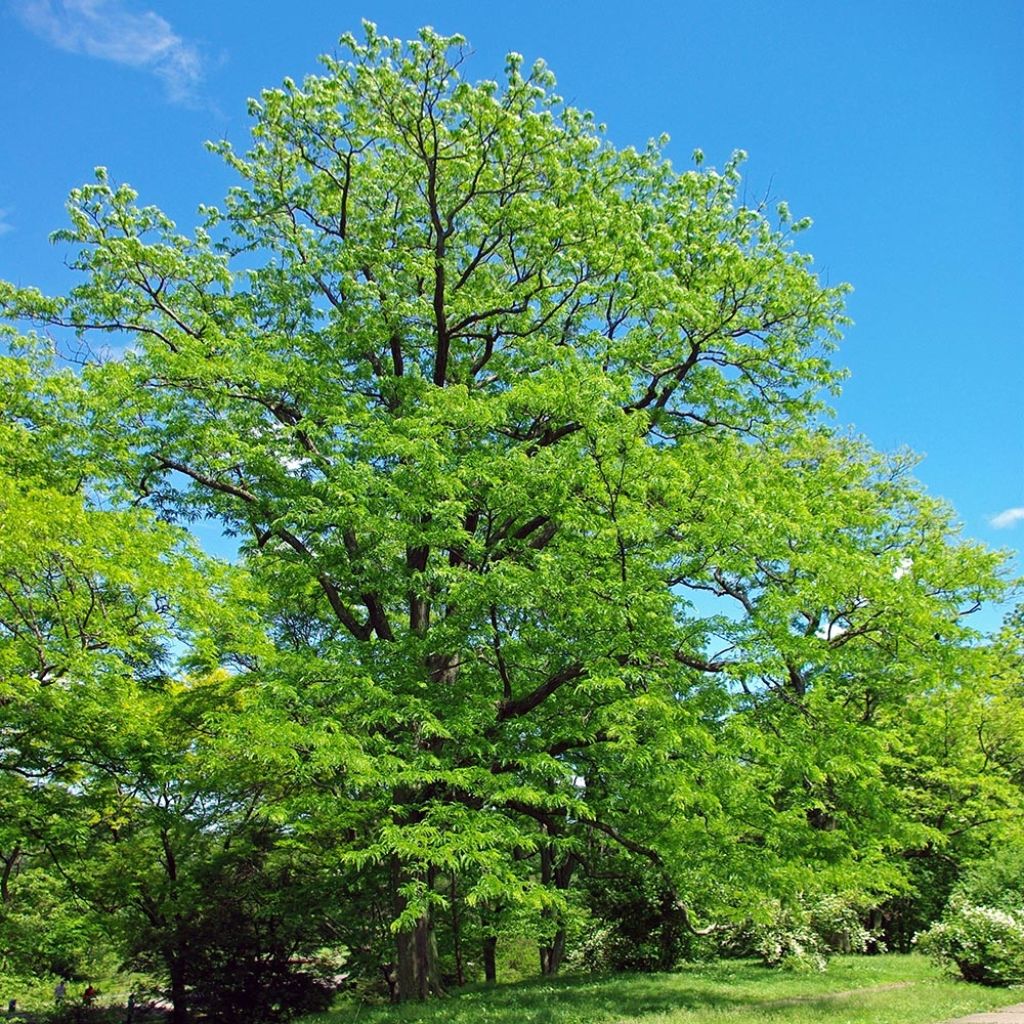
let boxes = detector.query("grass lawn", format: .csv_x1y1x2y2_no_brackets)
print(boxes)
302,955,1024,1024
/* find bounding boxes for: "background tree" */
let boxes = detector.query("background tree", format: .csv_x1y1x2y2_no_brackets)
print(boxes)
0,349,336,1021
879,609,1024,950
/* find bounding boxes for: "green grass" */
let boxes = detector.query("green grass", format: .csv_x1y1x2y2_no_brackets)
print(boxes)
302,955,1024,1024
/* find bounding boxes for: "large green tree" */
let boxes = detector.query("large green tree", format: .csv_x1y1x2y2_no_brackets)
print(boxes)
1,25,1009,1001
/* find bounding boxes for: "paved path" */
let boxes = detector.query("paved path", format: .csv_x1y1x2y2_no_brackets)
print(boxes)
944,1004,1024,1023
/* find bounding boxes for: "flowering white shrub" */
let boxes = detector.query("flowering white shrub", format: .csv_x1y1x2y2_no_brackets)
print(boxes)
754,914,828,973
754,894,877,973
563,922,616,972
916,898,1024,986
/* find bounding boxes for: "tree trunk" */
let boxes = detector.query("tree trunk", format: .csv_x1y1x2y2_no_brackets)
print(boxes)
395,927,417,1004
390,856,444,1002
390,855,417,1002
450,873,465,986
0,847,21,905
413,912,444,999
482,935,497,983
538,834,574,976
167,955,188,1024
422,867,445,998
415,917,430,1000
539,928,566,976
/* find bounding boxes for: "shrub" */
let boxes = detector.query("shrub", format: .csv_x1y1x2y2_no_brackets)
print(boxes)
572,854,712,973
563,922,616,973
753,895,877,973
916,898,1024,986
754,909,828,973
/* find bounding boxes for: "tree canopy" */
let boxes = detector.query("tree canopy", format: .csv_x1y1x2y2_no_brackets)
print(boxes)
0,24,1018,1017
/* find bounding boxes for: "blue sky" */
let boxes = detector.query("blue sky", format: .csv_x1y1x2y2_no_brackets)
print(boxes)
1,0,1021,618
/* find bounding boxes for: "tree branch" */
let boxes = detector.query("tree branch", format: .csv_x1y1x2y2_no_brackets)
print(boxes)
497,663,585,721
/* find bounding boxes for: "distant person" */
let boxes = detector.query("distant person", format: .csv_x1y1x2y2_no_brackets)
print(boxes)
124,992,136,1023
82,984,97,1006
6,999,15,1016
54,980,67,1006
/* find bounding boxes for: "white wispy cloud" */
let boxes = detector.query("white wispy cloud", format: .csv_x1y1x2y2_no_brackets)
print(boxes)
0,210,12,236
990,507,1024,529
13,0,203,102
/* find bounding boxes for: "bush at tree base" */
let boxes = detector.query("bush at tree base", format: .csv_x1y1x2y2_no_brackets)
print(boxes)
915,847,1024,986
916,899,1024,986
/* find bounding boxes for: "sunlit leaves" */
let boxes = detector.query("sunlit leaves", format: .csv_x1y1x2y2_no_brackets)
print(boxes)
0,24,1015,979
